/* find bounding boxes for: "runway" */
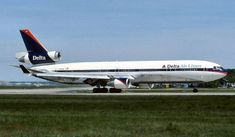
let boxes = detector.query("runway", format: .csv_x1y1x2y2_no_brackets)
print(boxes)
0,88,235,96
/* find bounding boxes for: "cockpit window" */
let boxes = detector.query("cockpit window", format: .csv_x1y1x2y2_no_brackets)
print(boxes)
213,66,224,71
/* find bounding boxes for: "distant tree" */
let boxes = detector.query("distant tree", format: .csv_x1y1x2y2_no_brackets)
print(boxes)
225,69,235,83
198,79,223,88
198,69,235,88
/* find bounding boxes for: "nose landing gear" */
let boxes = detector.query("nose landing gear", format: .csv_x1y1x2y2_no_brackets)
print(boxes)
193,88,198,93
192,83,199,93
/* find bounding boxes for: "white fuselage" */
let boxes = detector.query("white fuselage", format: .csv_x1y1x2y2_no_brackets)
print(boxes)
31,60,227,84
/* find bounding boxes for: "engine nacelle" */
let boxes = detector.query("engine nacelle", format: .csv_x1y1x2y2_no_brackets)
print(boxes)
47,51,62,62
108,78,131,89
16,51,61,65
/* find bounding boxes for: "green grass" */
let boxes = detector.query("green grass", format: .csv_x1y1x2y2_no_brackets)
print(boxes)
0,85,77,89
126,88,235,93
0,95,234,137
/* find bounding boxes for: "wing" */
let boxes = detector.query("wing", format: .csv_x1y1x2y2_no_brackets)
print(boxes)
34,72,111,85
18,65,135,86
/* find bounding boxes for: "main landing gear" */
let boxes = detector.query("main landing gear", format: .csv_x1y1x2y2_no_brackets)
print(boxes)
92,88,122,93
109,88,122,93
92,88,108,93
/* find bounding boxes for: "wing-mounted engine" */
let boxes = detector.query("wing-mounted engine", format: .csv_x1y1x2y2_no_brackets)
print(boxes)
108,78,131,89
16,51,61,65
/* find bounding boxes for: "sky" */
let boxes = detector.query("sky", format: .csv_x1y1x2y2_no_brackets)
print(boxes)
1,0,235,81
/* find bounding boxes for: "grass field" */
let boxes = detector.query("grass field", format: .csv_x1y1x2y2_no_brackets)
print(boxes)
0,95,235,137
126,88,235,93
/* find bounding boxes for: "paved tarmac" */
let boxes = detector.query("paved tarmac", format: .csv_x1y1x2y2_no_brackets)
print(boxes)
0,88,235,96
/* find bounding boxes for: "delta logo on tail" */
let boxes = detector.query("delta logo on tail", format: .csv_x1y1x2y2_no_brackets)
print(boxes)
16,29,61,65
33,55,46,61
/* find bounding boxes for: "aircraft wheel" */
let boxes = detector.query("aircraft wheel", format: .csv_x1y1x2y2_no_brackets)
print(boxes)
93,88,98,93
93,88,108,93
193,88,198,93
109,88,122,93
101,88,108,93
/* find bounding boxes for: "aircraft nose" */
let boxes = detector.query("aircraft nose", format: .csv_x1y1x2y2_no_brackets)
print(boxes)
223,69,229,76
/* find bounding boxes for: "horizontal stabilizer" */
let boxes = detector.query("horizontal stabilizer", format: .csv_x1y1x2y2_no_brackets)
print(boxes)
19,65,30,74
10,65,20,68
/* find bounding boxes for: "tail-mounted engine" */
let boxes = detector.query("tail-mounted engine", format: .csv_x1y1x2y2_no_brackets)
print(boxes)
17,29,62,65
16,51,61,65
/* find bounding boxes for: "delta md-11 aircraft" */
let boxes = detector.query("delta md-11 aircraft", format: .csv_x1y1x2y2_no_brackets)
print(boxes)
16,29,228,93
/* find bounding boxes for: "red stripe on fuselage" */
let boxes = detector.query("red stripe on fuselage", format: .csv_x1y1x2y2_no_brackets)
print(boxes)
208,70,228,75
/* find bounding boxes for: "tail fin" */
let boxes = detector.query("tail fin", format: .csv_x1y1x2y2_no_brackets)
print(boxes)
17,29,61,65
20,29,48,53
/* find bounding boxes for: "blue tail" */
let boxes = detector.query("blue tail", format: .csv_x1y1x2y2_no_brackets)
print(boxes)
20,29,48,53
18,29,58,65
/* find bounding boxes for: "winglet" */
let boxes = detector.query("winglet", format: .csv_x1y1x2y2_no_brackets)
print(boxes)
19,65,30,74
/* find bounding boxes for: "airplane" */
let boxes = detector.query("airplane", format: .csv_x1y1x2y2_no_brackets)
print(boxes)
16,29,228,93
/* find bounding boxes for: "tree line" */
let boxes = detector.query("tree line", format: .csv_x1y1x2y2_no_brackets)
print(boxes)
199,69,235,88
